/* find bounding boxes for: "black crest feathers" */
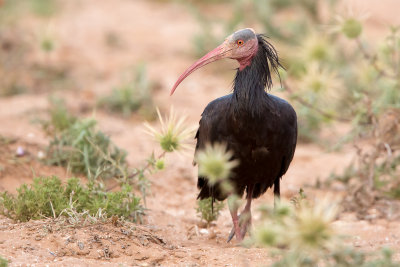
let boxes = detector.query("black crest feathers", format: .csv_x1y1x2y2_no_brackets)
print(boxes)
256,34,282,90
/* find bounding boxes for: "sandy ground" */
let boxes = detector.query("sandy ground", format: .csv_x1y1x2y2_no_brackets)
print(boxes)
0,0,400,266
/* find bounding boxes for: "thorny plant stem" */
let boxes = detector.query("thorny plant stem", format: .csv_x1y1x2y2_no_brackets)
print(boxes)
356,38,396,79
106,151,167,192
129,151,167,179
283,81,350,123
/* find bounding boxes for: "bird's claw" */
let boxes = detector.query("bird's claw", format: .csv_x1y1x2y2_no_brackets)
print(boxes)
227,227,235,243
226,213,251,243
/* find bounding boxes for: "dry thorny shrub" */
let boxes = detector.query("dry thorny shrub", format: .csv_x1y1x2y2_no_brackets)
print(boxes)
339,106,400,219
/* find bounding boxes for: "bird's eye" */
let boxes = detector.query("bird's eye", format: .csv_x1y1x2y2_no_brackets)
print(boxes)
237,40,244,46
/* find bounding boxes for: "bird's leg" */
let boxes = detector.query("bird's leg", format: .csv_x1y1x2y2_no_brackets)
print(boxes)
227,199,241,243
274,178,280,210
227,185,254,242
239,185,253,239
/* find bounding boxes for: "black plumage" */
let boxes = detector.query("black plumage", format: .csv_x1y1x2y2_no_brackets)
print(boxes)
171,28,297,242
195,35,297,203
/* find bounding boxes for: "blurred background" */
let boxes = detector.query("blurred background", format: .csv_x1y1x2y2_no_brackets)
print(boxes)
1,0,400,265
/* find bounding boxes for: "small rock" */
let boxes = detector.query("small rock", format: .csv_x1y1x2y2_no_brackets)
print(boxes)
199,229,209,235
77,241,84,250
16,146,25,157
37,151,45,159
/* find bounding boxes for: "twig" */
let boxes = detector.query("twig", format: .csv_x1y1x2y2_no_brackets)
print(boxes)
128,151,166,179
49,201,56,219
106,151,167,191
283,81,350,123
355,38,396,79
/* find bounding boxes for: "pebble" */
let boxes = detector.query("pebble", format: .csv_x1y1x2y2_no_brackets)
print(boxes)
16,146,25,157
199,229,209,235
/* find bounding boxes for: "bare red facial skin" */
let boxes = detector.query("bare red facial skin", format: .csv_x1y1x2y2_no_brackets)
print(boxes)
170,34,259,95
236,39,259,71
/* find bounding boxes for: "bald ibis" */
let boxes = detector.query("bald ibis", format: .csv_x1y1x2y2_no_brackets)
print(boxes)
171,28,297,242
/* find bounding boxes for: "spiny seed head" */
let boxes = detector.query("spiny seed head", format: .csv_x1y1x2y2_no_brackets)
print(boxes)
159,131,179,152
290,199,339,252
331,9,367,40
155,159,165,170
300,63,341,93
253,198,340,255
144,107,197,153
300,34,332,62
196,143,239,185
341,18,363,39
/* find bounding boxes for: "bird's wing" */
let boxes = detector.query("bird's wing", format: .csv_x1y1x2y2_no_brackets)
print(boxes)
274,98,298,178
194,95,232,201
194,95,232,163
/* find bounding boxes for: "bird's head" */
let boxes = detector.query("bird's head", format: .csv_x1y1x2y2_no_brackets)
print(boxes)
170,28,260,95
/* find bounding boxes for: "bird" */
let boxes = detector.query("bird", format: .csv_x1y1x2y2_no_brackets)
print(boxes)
170,28,297,242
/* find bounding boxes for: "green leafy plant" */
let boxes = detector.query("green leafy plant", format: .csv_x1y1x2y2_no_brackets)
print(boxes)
140,107,197,202
98,64,156,118
0,256,7,267
0,176,143,222
43,99,128,181
196,197,224,226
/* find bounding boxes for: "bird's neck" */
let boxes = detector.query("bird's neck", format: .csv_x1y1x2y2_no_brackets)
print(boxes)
232,45,272,117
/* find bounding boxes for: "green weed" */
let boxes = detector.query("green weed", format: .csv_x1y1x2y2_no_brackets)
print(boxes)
98,64,156,119
0,176,143,222
196,197,224,225
0,256,7,267
43,99,128,180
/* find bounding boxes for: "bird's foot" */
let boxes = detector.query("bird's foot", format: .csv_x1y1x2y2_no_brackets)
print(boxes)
227,212,251,243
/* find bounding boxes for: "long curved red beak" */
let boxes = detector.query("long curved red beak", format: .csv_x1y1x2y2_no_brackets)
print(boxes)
170,43,226,96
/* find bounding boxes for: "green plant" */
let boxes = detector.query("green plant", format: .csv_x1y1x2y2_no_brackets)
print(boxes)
0,256,7,267
98,64,156,118
140,107,197,202
196,197,224,225
0,176,143,222
144,107,197,153
196,143,238,186
43,99,128,180
252,195,399,266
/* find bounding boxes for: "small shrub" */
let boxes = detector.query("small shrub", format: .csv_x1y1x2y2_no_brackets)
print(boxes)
196,197,224,226
42,100,128,180
98,64,156,118
0,255,7,267
0,176,143,222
